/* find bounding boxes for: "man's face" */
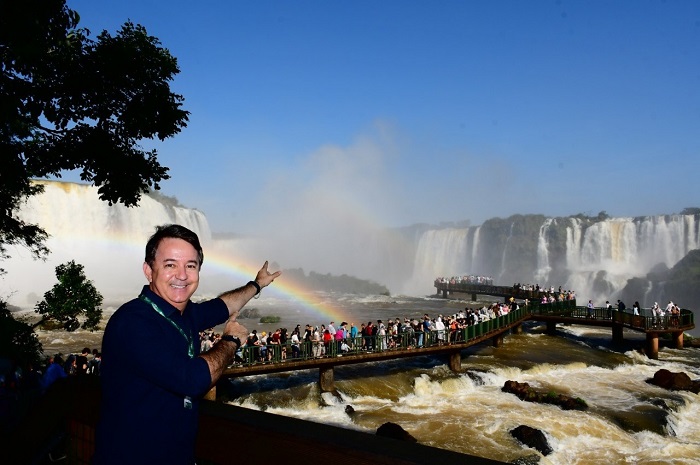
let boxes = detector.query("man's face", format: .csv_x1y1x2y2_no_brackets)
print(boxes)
143,237,200,312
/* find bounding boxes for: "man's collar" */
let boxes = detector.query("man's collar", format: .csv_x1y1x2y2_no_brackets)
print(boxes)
139,285,187,317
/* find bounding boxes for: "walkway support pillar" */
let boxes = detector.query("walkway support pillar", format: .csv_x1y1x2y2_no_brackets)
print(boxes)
471,293,477,301
546,321,557,335
512,323,523,335
673,331,684,349
646,333,659,360
319,366,335,392
204,386,217,401
492,334,504,348
612,323,624,343
448,351,461,372
442,289,448,298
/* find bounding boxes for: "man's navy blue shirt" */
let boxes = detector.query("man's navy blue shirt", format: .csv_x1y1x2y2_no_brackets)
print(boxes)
93,286,228,465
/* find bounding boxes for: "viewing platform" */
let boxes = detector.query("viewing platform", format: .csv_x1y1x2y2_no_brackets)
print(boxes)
434,280,695,359
216,297,695,399
435,280,549,301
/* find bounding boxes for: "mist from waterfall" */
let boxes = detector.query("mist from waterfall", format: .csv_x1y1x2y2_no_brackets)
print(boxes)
2,181,699,312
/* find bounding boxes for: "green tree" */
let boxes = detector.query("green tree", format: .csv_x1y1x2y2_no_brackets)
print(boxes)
35,260,103,331
0,0,189,269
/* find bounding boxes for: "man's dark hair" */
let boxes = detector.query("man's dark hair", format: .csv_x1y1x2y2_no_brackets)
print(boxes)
145,224,204,268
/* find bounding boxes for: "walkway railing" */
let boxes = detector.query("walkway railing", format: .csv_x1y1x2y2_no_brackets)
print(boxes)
234,309,531,366
435,281,553,300
228,299,694,368
528,300,694,330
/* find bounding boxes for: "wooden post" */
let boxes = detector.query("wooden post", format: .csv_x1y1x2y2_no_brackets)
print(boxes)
546,321,557,335
448,351,461,372
673,331,684,349
612,323,624,343
472,293,477,301
319,366,335,392
492,333,504,348
204,386,217,401
512,323,522,335
646,333,659,360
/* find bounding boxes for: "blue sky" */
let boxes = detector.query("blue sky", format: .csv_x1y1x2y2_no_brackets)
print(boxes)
67,0,700,235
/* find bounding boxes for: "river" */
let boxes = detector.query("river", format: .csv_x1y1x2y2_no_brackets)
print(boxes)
32,291,700,465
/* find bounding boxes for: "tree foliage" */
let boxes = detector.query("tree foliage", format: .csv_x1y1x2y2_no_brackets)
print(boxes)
35,260,103,331
0,299,43,368
0,0,189,267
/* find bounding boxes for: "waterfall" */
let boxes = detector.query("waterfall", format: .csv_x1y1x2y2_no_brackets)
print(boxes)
403,228,470,295
4,182,698,308
534,218,553,283
566,215,699,275
410,214,700,305
2,181,213,308
471,226,481,268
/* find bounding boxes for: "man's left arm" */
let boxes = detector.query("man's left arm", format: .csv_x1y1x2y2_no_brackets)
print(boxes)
199,261,281,387
217,261,281,318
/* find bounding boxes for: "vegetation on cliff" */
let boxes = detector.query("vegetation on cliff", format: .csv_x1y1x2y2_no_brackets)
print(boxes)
282,268,390,295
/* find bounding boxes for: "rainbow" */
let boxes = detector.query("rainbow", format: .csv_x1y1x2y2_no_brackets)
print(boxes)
32,227,351,324
20,180,353,323
205,253,351,324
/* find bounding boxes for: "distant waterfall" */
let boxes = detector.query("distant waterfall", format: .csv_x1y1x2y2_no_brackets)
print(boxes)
565,216,700,275
2,181,213,307
15,181,211,241
409,214,700,304
403,228,470,295
534,218,554,283
5,181,699,307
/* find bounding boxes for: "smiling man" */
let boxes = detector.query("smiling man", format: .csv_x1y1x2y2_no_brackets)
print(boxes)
93,224,280,465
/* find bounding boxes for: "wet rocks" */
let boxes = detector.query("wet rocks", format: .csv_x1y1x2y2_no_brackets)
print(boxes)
510,453,542,464
376,422,417,443
647,369,700,394
502,380,588,410
510,425,552,456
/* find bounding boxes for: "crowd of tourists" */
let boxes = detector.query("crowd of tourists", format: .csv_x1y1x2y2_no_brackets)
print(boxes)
0,347,102,427
514,283,575,298
435,275,494,286
435,275,577,303
199,302,521,364
594,299,683,327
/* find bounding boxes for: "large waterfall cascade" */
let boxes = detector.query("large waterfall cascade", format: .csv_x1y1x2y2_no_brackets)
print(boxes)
2,181,212,307
3,181,698,310
408,214,700,305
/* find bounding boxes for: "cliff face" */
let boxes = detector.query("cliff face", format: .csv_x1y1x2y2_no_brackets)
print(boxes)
621,249,700,308
405,212,700,307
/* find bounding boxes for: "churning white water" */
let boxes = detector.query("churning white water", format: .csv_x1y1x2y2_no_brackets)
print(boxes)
222,319,700,465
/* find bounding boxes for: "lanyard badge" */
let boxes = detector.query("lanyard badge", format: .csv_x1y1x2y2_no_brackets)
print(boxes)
139,294,195,358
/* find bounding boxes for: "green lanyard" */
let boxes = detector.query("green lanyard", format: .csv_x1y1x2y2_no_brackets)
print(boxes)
139,294,195,358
